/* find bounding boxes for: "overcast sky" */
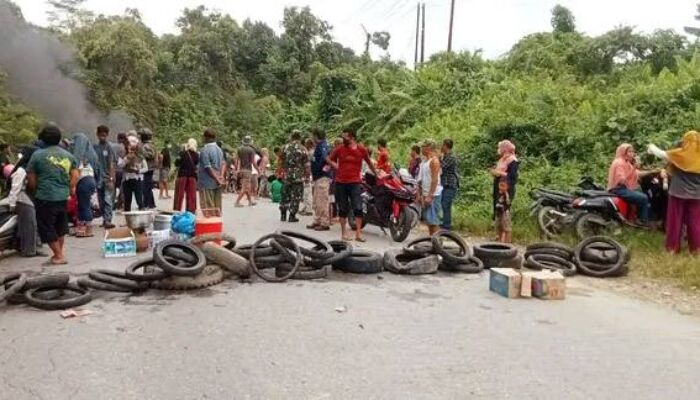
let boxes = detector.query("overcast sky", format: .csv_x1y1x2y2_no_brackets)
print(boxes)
13,0,700,64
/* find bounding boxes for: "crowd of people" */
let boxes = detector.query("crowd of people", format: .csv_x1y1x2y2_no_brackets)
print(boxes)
0,121,697,266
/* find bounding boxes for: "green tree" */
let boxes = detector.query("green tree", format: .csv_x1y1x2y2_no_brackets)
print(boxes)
551,4,576,34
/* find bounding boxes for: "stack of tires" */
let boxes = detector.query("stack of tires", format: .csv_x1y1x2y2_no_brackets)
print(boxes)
1,273,92,310
395,231,483,274
574,236,630,278
473,242,521,269
524,242,577,277
239,231,357,281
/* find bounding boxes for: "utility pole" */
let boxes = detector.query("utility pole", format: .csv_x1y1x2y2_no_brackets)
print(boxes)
414,2,420,69
420,2,426,64
447,0,455,52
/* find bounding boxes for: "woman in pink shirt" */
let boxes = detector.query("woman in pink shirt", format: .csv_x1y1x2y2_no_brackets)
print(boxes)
607,143,650,224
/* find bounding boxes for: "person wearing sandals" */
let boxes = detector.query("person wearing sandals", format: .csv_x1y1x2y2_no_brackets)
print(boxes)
418,139,443,235
26,124,79,265
326,129,378,242
70,133,100,238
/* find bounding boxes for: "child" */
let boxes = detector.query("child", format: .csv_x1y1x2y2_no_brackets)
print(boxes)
495,178,512,243
269,175,283,204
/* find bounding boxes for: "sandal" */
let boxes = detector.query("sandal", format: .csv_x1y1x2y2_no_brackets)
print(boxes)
355,236,367,243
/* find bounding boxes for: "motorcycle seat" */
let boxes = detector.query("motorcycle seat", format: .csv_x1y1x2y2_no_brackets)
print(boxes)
581,190,613,198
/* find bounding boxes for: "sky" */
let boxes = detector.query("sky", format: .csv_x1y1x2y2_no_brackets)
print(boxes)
12,0,700,64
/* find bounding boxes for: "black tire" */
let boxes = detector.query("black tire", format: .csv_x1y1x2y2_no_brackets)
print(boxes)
491,254,524,269
163,247,199,265
439,256,484,274
389,209,412,243
580,244,630,264
383,250,439,275
0,273,28,303
125,258,169,282
403,236,434,257
576,213,620,240
276,264,329,280
524,254,577,276
578,260,629,277
190,233,237,250
234,244,276,258
24,283,92,311
326,240,353,265
473,243,518,268
574,236,627,278
200,242,251,277
332,249,383,274
151,265,225,290
154,241,206,277
250,233,302,282
431,231,472,265
5,274,71,304
89,270,148,291
277,230,334,260
525,242,574,259
77,277,135,293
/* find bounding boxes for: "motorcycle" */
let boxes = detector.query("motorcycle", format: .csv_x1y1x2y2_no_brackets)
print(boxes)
349,170,419,242
530,188,581,238
0,204,17,252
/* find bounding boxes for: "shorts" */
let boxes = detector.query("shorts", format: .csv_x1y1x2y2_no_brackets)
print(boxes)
199,188,222,212
159,168,170,183
421,193,442,226
35,199,69,243
496,211,512,233
238,170,252,193
335,183,362,218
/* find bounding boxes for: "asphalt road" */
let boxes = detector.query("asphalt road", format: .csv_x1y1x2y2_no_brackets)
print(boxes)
1,194,699,400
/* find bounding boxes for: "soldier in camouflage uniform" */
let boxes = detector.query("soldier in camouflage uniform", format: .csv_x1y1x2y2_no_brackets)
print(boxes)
280,130,310,222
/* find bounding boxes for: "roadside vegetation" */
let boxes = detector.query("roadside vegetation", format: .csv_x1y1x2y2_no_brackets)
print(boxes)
1,0,699,288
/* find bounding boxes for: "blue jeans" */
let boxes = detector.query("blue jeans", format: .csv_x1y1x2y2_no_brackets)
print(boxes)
611,186,650,222
77,176,97,222
98,183,114,224
422,193,443,226
441,187,457,230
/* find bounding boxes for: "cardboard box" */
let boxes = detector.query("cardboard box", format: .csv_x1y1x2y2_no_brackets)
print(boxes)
520,271,540,298
532,270,566,300
489,268,522,298
103,227,137,258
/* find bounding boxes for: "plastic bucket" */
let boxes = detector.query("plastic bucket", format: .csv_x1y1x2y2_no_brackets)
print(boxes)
154,214,173,231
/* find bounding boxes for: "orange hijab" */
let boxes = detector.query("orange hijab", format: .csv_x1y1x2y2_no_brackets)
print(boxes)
607,143,639,190
667,131,700,174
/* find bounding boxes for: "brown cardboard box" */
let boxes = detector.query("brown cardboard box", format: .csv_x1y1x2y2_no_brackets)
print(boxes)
532,270,566,300
489,268,522,298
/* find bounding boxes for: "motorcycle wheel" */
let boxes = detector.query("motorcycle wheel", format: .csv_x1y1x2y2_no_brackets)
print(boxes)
537,206,565,239
575,213,621,240
389,209,413,243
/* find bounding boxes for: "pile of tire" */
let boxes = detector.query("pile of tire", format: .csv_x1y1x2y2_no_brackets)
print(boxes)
574,236,630,278
238,231,355,282
472,242,521,269
1,273,92,311
395,231,483,274
524,242,577,277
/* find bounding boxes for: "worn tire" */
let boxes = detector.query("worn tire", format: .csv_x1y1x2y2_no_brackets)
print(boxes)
5,273,70,304
326,241,353,265
574,236,627,278
200,242,251,277
125,258,169,281
383,249,439,275
491,254,524,269
250,233,302,282
439,256,484,274
154,241,207,277
473,243,518,268
403,236,434,257
332,249,383,274
89,270,147,291
276,264,329,280
525,242,574,260
524,254,577,276
233,244,276,258
431,231,472,265
277,230,334,260
151,264,225,290
24,283,92,311
190,233,237,250
0,273,28,303
77,277,135,293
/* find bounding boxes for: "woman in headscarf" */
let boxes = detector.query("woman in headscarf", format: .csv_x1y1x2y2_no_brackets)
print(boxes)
70,133,100,237
119,134,146,212
649,131,700,254
490,140,520,219
173,138,199,213
607,143,650,224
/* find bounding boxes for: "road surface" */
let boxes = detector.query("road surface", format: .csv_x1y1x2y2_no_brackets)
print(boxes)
1,194,699,399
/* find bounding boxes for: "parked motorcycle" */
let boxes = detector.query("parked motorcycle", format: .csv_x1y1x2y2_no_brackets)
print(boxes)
349,170,419,242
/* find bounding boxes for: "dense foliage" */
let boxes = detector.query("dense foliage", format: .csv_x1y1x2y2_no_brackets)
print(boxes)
2,1,700,231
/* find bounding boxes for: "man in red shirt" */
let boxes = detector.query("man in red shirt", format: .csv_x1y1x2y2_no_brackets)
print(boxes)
327,129,378,242
376,138,391,174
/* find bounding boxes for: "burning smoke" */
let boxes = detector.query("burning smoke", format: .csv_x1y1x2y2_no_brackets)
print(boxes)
0,0,133,137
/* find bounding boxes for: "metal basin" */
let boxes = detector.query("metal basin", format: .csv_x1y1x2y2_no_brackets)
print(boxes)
123,211,154,230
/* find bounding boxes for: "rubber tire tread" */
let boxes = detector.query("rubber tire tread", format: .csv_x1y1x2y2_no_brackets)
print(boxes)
125,258,169,281
5,274,70,304
403,236,434,257
439,256,484,273
0,273,27,302
574,236,627,278
276,264,329,280
154,241,206,277
77,277,135,293
88,270,146,291
151,265,225,290
332,249,383,274
24,283,92,310
524,254,577,277
250,233,302,282
431,231,472,265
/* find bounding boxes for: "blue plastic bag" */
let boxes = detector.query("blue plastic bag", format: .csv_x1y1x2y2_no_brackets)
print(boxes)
171,211,196,236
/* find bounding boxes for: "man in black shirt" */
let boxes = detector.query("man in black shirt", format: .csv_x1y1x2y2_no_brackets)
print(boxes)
440,139,460,231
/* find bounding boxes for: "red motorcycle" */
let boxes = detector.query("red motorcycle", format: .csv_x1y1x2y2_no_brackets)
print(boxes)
349,171,419,242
